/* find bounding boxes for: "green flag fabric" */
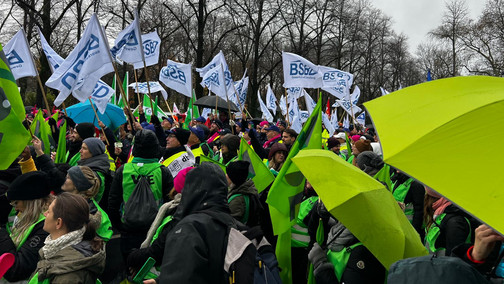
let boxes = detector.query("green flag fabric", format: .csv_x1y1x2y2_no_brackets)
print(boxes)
182,91,200,130
266,97,323,284
133,94,167,122
0,44,31,169
111,74,117,105
30,111,55,155
117,72,128,108
54,120,67,164
199,155,226,173
374,163,393,191
238,138,275,193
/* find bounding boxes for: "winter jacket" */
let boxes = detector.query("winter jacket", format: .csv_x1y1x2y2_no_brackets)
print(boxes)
391,173,425,240
0,161,22,226
159,163,234,284
227,179,261,227
78,153,113,205
31,240,105,284
0,221,48,282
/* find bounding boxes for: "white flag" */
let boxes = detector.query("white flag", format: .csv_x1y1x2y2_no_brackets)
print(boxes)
350,85,360,105
343,115,350,130
201,108,212,120
279,95,287,116
323,86,348,100
257,90,273,122
4,29,37,79
234,75,248,107
201,64,227,99
173,103,180,114
133,30,161,69
128,81,168,100
291,114,303,134
322,112,335,137
159,60,192,97
356,112,366,126
330,108,339,130
282,52,322,88
288,97,300,123
303,90,316,115
37,27,63,72
380,87,390,96
46,14,114,106
110,15,143,65
197,50,234,93
319,65,353,95
336,99,362,117
300,111,310,124
265,85,277,115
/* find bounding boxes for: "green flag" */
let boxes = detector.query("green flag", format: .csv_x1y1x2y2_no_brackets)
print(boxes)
133,94,167,122
153,95,159,117
30,110,55,155
111,74,117,105
54,120,67,164
182,90,200,130
266,97,323,284
0,44,31,169
238,137,275,193
199,155,226,173
117,72,128,108
374,163,393,191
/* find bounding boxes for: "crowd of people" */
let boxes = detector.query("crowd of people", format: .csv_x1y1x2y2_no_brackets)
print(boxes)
0,105,503,284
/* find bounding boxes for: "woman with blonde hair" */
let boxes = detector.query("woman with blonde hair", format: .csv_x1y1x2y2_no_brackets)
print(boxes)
0,171,53,282
61,166,113,242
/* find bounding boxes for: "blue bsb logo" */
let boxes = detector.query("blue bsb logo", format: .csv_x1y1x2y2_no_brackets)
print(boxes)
163,65,186,84
289,60,317,76
92,81,111,98
6,51,23,65
143,40,158,56
62,34,100,90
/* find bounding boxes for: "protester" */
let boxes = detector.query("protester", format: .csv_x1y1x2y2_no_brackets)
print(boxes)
77,137,111,204
0,171,53,282
68,122,96,166
282,128,298,152
267,142,288,176
277,120,287,132
226,161,261,226
159,163,235,283
31,138,71,194
162,128,190,161
351,139,372,166
188,126,212,163
327,136,341,156
30,193,105,283
220,134,240,165
356,151,384,176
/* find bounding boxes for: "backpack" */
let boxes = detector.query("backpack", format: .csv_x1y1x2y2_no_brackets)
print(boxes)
388,254,491,284
122,175,159,231
203,211,282,284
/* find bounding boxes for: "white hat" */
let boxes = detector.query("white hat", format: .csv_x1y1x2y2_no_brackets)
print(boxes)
334,132,346,140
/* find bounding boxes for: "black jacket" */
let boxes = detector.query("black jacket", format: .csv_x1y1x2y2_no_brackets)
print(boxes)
0,221,48,282
391,173,425,240
159,163,234,283
432,204,473,254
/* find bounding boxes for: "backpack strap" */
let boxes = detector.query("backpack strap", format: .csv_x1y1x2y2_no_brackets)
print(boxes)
228,194,250,224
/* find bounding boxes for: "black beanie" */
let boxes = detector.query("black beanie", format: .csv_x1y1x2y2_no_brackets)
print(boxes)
171,128,190,146
75,123,96,140
356,151,384,171
226,160,250,186
133,129,161,159
7,171,51,201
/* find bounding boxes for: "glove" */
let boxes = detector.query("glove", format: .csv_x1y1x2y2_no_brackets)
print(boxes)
308,243,327,269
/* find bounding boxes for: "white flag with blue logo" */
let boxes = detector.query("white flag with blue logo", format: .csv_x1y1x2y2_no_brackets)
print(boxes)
282,52,322,88
201,64,227,99
159,60,192,97
350,85,360,105
300,110,310,124
234,75,248,107
286,86,303,104
343,115,350,130
303,89,317,115
335,99,362,117
4,29,37,80
330,108,338,130
257,90,273,122
46,14,114,106
110,15,143,65
37,27,63,72
356,111,366,126
291,114,303,134
322,112,335,137
133,30,161,69
197,50,234,93
128,81,168,100
279,95,287,116
265,84,277,115
319,65,353,99
288,96,300,123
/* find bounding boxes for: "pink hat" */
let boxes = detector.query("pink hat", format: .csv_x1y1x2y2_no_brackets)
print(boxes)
351,135,361,142
174,167,194,194
259,121,270,127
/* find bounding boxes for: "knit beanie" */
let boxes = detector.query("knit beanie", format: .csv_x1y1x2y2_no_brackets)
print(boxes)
67,166,95,192
171,128,191,145
356,151,384,171
174,167,194,194
220,134,241,153
82,138,105,157
132,129,160,159
351,135,361,142
75,123,96,140
327,137,340,149
226,161,250,186
354,139,372,153
7,171,51,200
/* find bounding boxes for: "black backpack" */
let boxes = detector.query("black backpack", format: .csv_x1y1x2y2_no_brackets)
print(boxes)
122,174,159,231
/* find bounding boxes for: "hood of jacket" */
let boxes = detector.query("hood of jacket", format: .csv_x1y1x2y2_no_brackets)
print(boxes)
176,162,230,218
37,240,105,280
227,179,258,198
77,153,110,174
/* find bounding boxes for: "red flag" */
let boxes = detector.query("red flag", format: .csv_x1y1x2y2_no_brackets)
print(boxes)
326,99,331,118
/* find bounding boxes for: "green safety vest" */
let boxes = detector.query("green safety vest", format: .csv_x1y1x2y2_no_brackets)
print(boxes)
28,272,103,284
228,194,250,224
151,215,174,245
392,178,414,222
12,214,45,250
327,242,363,282
68,152,81,166
92,198,113,242
95,171,106,203
291,196,319,248
121,162,163,219
425,213,472,254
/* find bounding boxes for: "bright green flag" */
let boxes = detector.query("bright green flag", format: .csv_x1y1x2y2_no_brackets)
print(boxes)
54,120,67,164
182,90,200,130
117,72,128,108
0,44,31,169
238,137,275,193
199,155,226,173
374,163,393,191
153,95,159,117
30,110,55,155
266,97,322,284
111,74,117,105
51,110,59,122
133,94,166,122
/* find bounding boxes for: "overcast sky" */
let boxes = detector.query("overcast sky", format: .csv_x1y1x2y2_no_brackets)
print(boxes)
372,0,486,54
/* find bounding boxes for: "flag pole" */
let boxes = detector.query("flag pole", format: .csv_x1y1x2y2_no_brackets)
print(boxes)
135,8,156,117
88,98,110,146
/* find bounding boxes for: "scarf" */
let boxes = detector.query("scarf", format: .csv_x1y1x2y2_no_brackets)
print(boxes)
263,134,281,149
42,226,86,259
433,197,452,219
